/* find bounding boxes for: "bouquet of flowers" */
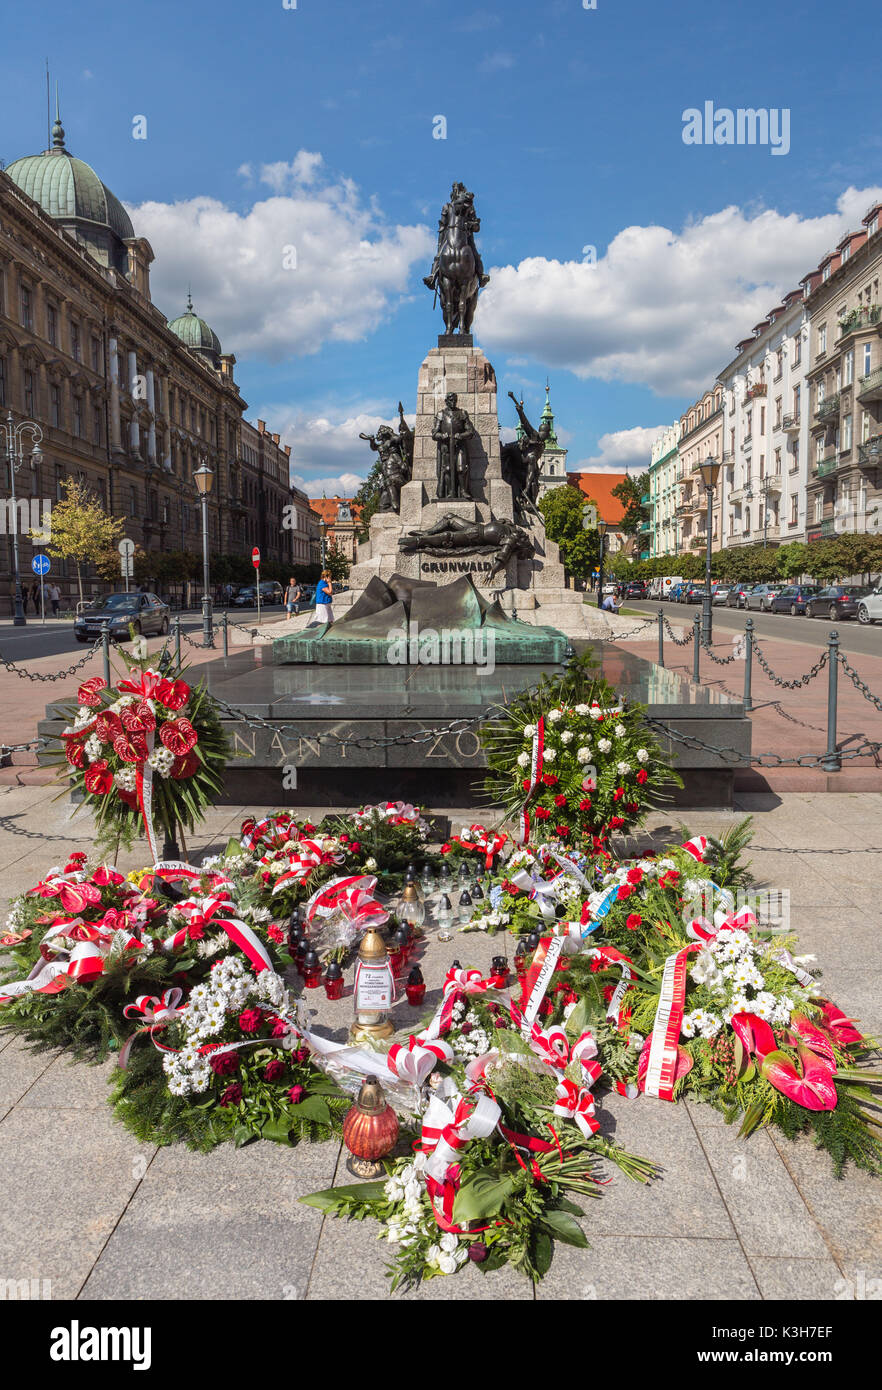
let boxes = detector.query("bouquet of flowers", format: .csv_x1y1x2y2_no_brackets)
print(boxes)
323,802,436,891
479,655,679,851
53,652,228,861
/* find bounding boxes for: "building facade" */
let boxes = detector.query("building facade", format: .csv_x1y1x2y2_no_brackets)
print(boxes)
0,112,301,601
236,418,312,568
308,497,360,564
647,422,681,558
802,204,882,543
675,388,724,555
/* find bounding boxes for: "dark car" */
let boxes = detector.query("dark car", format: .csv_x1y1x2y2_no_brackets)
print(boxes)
726,582,753,609
683,582,707,603
74,591,170,643
804,585,873,620
233,581,285,608
769,584,820,616
623,580,647,599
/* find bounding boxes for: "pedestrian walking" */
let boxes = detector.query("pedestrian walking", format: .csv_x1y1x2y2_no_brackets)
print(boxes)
285,577,302,618
47,581,61,617
310,570,334,627
30,581,40,614
20,586,28,615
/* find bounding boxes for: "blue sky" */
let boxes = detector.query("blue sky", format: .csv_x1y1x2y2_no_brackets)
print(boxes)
3,0,881,492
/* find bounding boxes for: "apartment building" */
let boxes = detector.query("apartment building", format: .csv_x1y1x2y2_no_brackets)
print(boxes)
675,388,724,555
647,422,681,558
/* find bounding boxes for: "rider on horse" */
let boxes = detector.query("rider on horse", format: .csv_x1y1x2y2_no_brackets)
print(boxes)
423,182,490,291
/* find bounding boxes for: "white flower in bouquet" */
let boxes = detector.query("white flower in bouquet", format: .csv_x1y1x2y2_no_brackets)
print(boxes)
691,949,724,990
597,738,612,753
74,705,95,728
458,826,474,841
439,1232,459,1254
85,733,103,762
616,761,631,776
588,706,603,721
772,996,795,1025
614,723,626,737
548,709,563,723
517,752,530,767
364,856,378,871
114,766,137,792
636,748,650,763
577,746,592,763
543,747,557,763
560,730,574,744
523,724,536,739
575,703,590,717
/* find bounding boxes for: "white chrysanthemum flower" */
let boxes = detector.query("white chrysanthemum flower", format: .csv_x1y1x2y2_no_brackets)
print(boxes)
699,1012,723,1039
576,746,592,763
575,703,590,717
752,992,777,1021
523,724,536,739
114,767,137,792
84,733,103,762
614,723,626,737
365,857,378,870
543,748,556,763
588,706,603,721
517,752,530,767
548,709,563,723
560,730,574,744
616,761,631,776
597,738,612,754
636,748,650,763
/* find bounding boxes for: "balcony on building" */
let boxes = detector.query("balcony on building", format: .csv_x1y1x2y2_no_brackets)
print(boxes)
782,413,801,433
836,305,881,344
857,433,882,466
742,434,753,453
857,367,882,403
815,393,841,421
762,472,783,493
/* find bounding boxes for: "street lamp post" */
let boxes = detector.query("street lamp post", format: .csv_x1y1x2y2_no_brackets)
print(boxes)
2,412,43,626
698,457,721,644
596,518,607,608
193,462,215,648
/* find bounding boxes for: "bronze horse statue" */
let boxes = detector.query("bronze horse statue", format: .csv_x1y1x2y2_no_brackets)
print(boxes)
425,186,486,335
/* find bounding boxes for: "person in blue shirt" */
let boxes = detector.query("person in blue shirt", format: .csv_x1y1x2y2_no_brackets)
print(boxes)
311,570,335,627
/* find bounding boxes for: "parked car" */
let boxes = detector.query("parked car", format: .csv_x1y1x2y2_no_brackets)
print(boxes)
711,583,731,606
74,591,170,642
726,582,753,608
683,583,707,604
233,581,285,608
743,584,782,612
804,585,873,620
623,580,647,599
857,588,882,625
768,584,821,616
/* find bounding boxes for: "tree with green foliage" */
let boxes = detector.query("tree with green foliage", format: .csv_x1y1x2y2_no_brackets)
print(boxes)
538,485,601,581
39,478,125,605
324,542,351,582
611,472,649,536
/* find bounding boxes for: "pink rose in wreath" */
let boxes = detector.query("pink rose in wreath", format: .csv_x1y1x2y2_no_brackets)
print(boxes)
159,717,198,757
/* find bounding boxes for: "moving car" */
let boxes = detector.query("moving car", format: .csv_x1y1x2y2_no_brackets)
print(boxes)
804,585,873,620
74,592,170,642
743,584,782,612
857,588,882,625
768,584,820,616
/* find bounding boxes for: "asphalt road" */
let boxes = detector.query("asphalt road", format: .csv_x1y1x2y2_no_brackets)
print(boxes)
0,609,287,662
627,597,882,659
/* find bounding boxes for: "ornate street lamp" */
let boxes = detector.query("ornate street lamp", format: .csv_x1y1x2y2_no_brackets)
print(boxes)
1,413,43,627
193,461,215,648
596,518,607,609
698,457,721,644
319,517,328,568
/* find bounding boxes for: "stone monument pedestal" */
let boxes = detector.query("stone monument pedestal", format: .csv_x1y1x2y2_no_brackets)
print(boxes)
338,338,593,634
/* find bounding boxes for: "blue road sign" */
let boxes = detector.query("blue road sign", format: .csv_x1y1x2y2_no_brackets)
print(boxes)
31,554,50,576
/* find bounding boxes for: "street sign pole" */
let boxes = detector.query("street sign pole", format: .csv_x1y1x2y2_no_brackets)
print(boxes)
118,538,136,595
31,553,51,625
252,548,261,625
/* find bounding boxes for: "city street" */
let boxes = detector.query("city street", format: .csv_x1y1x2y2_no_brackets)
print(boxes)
628,598,882,659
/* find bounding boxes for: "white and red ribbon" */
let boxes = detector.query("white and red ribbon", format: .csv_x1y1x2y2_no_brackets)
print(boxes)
162,895,273,973
519,716,545,845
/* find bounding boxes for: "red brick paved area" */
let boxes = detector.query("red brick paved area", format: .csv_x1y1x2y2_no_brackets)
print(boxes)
611,627,882,791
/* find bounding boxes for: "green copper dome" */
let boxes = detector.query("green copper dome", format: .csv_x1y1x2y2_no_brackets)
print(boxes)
167,294,222,364
541,382,559,448
6,114,134,272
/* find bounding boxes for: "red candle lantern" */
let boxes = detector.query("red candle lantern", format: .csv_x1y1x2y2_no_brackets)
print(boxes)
405,965,426,1007
324,960,344,1001
343,1077,400,1178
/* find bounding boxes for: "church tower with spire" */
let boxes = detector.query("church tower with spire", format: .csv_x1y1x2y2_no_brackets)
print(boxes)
535,381,568,497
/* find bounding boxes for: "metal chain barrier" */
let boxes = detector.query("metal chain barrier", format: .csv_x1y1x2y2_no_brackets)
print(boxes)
751,636,828,690
645,716,882,768
0,638,104,682
662,616,693,647
698,635,739,665
211,694,484,751
837,651,882,713
0,737,49,754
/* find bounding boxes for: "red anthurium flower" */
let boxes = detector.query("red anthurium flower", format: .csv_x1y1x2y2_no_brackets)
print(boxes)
77,676,107,708
83,761,114,796
170,750,199,780
91,866,125,887
159,717,198,757
95,711,123,742
113,731,148,764
58,880,103,912
120,701,156,735
117,788,138,810
65,740,87,769
155,677,190,711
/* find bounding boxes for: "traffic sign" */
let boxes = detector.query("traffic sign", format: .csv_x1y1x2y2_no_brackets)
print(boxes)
251,547,261,569
118,538,135,558
31,554,50,576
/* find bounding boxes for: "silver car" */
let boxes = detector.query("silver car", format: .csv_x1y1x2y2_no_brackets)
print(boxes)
856,588,882,625
744,584,781,612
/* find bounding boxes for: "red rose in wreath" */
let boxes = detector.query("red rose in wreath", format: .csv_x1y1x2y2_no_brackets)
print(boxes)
170,750,199,780
155,677,191,711
77,676,107,708
83,760,114,796
65,740,87,769
121,701,156,734
113,731,149,763
159,717,198,757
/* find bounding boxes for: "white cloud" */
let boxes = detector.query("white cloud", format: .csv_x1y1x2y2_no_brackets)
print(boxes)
476,186,882,397
574,425,669,474
129,153,433,362
256,402,413,490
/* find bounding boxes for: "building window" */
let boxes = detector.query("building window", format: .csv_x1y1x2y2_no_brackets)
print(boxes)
91,337,101,373
50,384,60,428
20,283,33,329
129,486,138,518
55,465,65,501
844,349,854,386
47,304,57,346
870,215,879,235
0,357,6,406
73,396,83,437
863,410,872,443
818,324,827,355
864,343,872,376
793,334,801,366
71,322,81,362
92,406,101,445
23,370,35,416
790,495,798,525
842,414,853,452
842,244,851,264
